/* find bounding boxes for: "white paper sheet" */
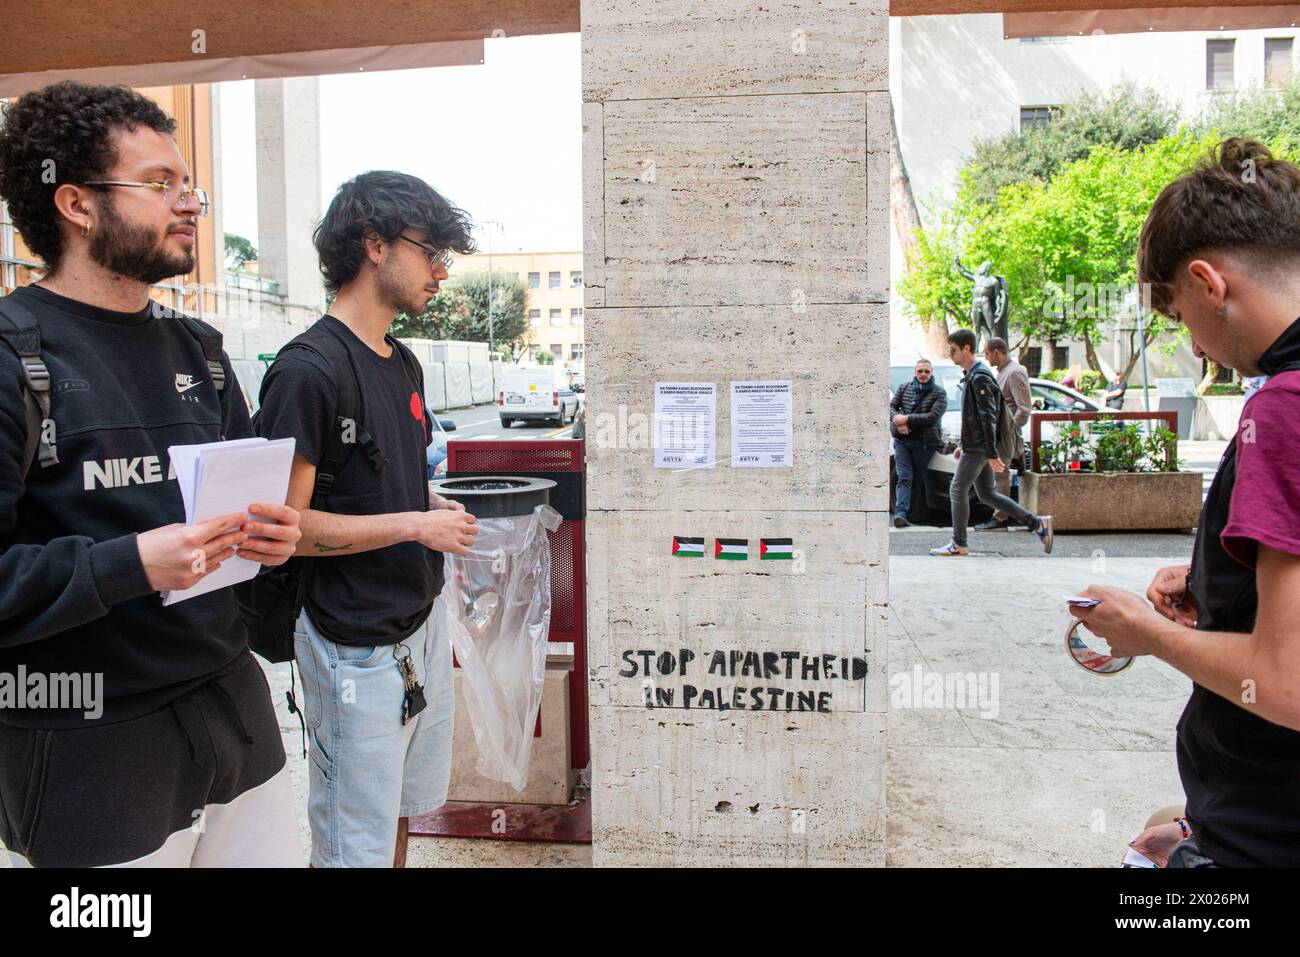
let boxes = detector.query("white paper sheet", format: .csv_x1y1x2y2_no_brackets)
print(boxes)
161,437,296,605
731,380,793,468
653,382,716,469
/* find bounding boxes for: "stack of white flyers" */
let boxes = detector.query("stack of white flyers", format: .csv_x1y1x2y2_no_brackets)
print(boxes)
162,437,296,606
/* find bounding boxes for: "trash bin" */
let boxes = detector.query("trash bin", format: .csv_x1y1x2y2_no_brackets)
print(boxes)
429,476,561,790
1155,377,1198,440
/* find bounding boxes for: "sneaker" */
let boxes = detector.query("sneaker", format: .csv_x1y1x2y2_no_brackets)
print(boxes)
1034,515,1054,554
893,515,911,528
974,517,1011,531
928,541,970,557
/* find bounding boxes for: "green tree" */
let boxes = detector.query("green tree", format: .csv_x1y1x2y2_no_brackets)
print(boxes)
224,232,257,270
1196,75,1300,152
391,270,528,348
962,84,1179,209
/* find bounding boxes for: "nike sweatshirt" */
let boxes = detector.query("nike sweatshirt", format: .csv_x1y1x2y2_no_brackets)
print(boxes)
0,285,254,728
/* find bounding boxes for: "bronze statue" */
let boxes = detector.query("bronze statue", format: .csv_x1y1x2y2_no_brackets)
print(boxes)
955,257,1009,343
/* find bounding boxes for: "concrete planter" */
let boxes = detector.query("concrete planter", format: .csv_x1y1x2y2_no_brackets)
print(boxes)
1020,470,1202,532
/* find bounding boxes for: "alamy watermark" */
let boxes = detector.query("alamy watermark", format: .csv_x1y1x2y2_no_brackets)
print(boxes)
889,665,999,719
0,667,103,719
1042,277,1152,321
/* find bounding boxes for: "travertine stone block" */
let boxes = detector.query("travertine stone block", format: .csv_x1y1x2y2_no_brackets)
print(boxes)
581,102,607,308
584,510,887,714
582,302,889,512
589,707,887,867
601,94,882,307
582,0,888,102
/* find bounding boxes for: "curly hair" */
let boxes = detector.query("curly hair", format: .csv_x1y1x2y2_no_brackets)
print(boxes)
1138,138,1300,316
313,170,477,294
0,81,175,272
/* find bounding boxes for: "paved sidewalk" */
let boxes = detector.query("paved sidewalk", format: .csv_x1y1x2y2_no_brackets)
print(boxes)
886,555,1188,867
1,553,1192,869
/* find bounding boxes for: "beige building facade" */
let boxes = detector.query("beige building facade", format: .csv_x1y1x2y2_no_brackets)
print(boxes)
456,249,585,371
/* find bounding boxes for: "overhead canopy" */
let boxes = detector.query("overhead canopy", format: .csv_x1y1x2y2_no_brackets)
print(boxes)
1004,4,1300,37
0,0,1287,87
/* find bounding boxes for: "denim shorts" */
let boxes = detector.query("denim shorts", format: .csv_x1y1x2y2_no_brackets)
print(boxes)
293,610,454,868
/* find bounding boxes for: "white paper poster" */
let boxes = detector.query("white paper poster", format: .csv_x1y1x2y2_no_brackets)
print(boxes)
654,382,716,469
731,380,793,468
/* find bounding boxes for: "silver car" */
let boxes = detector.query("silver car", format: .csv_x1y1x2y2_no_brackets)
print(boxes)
888,361,1101,521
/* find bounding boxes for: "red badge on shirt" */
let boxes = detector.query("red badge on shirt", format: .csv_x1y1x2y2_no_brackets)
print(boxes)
409,392,424,423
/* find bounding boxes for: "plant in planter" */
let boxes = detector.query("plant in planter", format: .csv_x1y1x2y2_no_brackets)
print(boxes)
1024,418,1198,530
1094,422,1146,473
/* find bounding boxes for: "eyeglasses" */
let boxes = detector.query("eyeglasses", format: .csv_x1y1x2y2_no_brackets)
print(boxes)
82,179,210,216
398,234,453,271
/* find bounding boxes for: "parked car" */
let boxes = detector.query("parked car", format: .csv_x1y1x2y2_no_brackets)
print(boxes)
498,366,579,427
426,413,457,478
888,360,1103,524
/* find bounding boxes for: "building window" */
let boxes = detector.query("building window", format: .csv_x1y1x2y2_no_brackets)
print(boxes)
550,309,563,326
571,345,584,360
527,272,540,289
1266,38,1294,89
1207,38,1235,91
529,309,540,326
1019,106,1059,131
548,271,561,289
571,307,583,325
551,344,563,358
570,270,582,287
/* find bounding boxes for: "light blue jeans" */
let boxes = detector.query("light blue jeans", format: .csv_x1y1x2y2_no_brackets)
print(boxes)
293,610,454,867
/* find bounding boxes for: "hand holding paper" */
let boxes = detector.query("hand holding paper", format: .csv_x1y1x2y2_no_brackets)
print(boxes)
161,437,297,605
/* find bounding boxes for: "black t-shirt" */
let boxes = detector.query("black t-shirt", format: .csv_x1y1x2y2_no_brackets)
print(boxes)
1105,379,1127,409
255,316,439,646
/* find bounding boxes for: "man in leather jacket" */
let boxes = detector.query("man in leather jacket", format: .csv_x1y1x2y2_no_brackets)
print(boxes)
929,328,1053,557
889,359,947,527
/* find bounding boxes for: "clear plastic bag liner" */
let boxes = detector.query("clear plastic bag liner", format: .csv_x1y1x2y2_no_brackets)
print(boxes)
440,504,562,790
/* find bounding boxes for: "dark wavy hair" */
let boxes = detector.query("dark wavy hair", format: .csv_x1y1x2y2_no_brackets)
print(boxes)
0,81,175,272
313,171,476,294
1138,139,1300,316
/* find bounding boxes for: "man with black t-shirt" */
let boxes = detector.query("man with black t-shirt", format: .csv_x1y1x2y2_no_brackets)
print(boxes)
256,171,479,868
1074,140,1300,867
0,82,303,867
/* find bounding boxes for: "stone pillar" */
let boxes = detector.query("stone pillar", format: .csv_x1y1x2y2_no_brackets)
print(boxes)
254,76,325,314
581,0,890,866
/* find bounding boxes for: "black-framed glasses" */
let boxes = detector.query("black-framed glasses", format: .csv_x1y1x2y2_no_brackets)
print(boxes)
398,234,453,271
82,179,210,216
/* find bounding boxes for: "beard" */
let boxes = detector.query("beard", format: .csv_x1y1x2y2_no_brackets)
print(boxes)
89,197,194,284
375,258,434,317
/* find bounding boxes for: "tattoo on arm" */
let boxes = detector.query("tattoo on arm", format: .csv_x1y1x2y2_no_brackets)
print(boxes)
313,541,353,553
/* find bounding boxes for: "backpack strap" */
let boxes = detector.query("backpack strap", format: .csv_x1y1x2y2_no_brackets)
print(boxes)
265,322,386,510
0,294,57,472
173,311,227,396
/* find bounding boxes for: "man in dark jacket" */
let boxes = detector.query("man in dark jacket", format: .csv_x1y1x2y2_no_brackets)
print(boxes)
930,329,1053,556
889,359,947,527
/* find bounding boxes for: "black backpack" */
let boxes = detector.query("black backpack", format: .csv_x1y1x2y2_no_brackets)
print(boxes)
0,292,228,476
234,319,426,664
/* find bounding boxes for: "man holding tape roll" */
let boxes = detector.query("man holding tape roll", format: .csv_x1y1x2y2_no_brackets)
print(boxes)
1071,139,1300,867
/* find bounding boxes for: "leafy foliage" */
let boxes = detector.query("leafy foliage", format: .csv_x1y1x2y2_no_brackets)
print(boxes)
391,270,527,351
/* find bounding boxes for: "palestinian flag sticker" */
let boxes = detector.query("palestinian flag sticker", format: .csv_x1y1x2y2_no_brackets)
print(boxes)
672,536,705,557
715,538,748,560
760,537,794,560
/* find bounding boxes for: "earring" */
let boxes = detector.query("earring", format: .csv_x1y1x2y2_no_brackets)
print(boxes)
81,221,91,238
1215,304,1227,318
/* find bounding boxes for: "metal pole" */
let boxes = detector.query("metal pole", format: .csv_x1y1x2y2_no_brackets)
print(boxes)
482,220,502,359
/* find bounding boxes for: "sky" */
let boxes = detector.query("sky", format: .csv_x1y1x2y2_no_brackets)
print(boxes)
217,32,582,255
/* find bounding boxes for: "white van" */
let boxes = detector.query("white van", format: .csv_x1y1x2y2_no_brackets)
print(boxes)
498,366,579,427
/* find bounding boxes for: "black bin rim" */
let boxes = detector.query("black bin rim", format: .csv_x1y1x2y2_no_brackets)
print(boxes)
428,475,557,519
